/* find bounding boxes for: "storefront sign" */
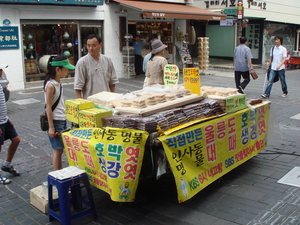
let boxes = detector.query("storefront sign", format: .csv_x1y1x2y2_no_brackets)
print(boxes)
2,19,11,26
222,8,237,15
237,0,243,19
164,64,179,87
159,102,269,203
220,19,234,26
0,0,103,5
183,68,200,95
62,127,148,202
0,26,19,50
204,0,267,10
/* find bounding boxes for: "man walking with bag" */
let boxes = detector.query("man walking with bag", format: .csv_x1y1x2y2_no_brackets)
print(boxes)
234,37,253,94
262,36,288,98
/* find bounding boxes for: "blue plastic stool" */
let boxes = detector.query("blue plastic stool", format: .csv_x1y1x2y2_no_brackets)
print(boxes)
48,172,98,225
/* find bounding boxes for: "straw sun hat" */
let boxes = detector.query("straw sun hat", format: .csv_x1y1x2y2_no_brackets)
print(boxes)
151,39,167,54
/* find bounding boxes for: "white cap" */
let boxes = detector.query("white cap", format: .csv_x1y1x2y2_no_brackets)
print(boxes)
0,64,8,70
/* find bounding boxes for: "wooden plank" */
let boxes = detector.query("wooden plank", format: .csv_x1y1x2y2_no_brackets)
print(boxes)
115,94,204,116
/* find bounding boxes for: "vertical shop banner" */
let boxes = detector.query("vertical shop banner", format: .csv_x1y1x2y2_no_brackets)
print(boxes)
0,26,19,49
62,127,148,202
183,68,201,95
164,64,179,87
159,102,269,203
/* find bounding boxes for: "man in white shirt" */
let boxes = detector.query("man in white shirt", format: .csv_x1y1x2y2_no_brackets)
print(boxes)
74,34,119,99
262,36,288,98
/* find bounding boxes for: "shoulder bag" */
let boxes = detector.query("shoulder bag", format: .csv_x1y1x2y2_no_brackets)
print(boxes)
40,85,62,131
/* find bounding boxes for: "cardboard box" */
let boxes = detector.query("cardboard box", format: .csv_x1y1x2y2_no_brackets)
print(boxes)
65,99,94,124
78,107,112,128
30,185,58,214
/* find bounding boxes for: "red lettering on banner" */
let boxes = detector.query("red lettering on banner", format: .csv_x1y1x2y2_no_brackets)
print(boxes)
124,164,137,180
228,134,237,151
208,163,222,177
204,124,215,144
84,154,95,169
227,117,236,134
67,147,78,162
81,140,90,154
71,137,81,152
93,177,112,194
206,143,217,162
216,120,226,139
198,171,208,184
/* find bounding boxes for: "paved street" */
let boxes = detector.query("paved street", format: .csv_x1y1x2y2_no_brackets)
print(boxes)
0,65,300,225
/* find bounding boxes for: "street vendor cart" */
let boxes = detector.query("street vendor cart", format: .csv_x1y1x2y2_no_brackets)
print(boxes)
62,85,270,203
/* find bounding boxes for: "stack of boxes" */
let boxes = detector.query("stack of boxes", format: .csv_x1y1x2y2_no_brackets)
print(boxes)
198,37,209,71
65,99,112,128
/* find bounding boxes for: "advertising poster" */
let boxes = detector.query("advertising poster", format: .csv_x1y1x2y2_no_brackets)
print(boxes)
62,127,149,202
159,102,269,202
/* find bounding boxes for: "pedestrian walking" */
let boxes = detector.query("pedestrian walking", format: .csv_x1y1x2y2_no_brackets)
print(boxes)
133,35,147,76
262,36,288,98
233,36,253,93
44,55,75,170
74,34,119,99
0,73,21,184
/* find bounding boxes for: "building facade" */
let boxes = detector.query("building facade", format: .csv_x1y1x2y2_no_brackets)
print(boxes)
193,0,300,64
0,0,225,90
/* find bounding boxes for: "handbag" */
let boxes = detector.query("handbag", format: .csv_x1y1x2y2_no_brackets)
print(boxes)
40,85,62,131
250,69,258,80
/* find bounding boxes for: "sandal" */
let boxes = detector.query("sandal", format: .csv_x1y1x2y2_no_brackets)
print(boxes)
1,165,20,176
0,175,11,184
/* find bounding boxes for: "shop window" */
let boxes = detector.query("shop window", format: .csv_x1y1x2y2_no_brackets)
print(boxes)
264,23,295,62
22,24,78,82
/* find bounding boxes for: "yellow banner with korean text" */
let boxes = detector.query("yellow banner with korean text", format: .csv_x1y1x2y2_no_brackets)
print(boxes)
159,102,270,203
62,127,148,202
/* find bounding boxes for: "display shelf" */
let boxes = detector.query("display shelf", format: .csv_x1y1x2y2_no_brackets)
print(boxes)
60,30,74,58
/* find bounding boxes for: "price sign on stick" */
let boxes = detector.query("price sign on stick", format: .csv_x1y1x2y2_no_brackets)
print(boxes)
183,68,201,95
164,64,179,87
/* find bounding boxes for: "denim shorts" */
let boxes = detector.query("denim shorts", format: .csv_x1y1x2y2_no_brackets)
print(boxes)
0,120,18,145
48,120,66,150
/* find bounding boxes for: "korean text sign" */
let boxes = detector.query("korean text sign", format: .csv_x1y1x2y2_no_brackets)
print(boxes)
183,68,200,95
159,102,269,203
0,26,19,49
164,64,179,87
62,127,149,202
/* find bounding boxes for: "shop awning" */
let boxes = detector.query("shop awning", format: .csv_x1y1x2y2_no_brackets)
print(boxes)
113,0,226,20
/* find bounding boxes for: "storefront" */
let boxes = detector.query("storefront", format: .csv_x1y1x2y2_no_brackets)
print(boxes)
0,2,104,90
108,0,226,77
193,0,300,65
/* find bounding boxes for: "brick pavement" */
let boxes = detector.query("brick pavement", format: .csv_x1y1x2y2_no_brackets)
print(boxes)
0,66,299,225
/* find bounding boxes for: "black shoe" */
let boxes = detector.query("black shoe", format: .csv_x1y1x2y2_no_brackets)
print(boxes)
1,165,20,176
238,86,245,94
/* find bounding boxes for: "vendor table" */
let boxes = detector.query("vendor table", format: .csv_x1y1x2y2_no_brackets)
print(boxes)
62,101,270,203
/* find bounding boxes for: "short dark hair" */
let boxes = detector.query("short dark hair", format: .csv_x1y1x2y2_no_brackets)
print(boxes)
86,34,102,44
275,36,283,45
240,37,247,44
